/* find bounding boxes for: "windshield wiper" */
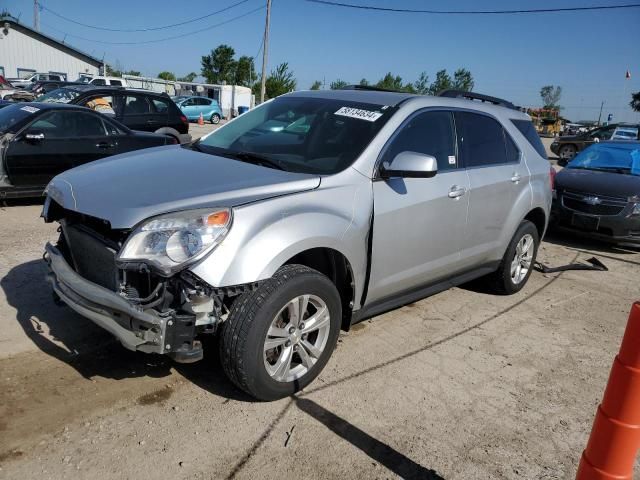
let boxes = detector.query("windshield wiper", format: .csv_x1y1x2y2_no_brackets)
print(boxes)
228,151,285,171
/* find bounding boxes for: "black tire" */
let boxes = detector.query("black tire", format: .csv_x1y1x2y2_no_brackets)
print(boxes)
559,144,576,162
489,220,540,295
210,113,221,124
219,264,341,401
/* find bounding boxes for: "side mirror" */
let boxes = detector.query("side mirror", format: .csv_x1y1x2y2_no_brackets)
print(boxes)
24,131,45,142
380,151,438,179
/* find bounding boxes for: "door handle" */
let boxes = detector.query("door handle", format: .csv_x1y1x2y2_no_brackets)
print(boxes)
96,142,113,149
511,173,521,183
448,185,466,199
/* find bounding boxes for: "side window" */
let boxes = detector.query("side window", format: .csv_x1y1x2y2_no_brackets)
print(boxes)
183,98,195,106
85,95,116,116
383,110,457,171
123,96,152,115
196,98,211,106
26,111,105,138
455,112,508,167
511,119,547,158
91,78,106,86
110,79,123,86
151,98,169,112
504,131,520,163
103,118,124,136
74,112,107,137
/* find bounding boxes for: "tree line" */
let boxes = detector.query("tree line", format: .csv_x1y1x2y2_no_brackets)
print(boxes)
317,68,474,94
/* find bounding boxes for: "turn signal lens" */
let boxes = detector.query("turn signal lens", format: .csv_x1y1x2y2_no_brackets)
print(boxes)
549,166,557,192
206,210,230,226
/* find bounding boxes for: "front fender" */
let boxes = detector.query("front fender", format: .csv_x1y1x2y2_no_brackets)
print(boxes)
189,180,372,306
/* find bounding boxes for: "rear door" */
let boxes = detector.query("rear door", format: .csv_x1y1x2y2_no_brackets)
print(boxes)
454,111,528,267
4,110,112,186
367,110,470,304
120,94,160,132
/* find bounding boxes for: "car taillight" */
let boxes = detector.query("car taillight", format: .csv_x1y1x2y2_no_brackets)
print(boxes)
180,115,188,125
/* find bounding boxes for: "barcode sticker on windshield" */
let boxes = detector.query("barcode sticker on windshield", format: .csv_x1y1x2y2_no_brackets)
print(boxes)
20,106,40,113
334,107,383,122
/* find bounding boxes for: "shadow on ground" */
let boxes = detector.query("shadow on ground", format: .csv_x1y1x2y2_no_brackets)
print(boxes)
0,259,250,401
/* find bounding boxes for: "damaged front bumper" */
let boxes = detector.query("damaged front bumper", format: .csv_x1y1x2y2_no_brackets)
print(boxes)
44,242,201,360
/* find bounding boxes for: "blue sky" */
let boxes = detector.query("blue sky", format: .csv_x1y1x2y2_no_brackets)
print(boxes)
5,0,640,122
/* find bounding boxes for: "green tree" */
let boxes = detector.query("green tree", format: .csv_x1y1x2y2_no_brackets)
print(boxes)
254,63,296,100
235,56,255,87
413,72,430,94
123,70,141,77
310,80,322,90
330,79,348,90
630,91,640,112
428,70,453,95
177,72,198,82
105,64,122,77
376,72,403,91
157,71,176,81
359,78,370,86
201,44,237,84
452,68,474,91
540,85,562,109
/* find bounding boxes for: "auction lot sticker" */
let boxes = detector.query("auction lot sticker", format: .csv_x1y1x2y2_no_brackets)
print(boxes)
335,106,383,122
20,106,40,113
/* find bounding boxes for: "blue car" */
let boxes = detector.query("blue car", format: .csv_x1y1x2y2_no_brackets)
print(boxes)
173,96,223,124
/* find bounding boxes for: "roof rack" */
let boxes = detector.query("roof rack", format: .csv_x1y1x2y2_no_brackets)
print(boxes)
341,85,405,93
438,89,517,110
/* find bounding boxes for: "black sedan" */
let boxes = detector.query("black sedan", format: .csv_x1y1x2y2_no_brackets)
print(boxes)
551,141,640,246
0,102,175,199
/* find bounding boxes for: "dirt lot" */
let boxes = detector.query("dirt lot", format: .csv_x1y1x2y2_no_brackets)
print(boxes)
0,136,638,479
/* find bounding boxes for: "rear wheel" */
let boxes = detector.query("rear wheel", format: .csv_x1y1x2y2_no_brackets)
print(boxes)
489,220,539,295
219,264,341,400
559,144,576,161
210,113,221,124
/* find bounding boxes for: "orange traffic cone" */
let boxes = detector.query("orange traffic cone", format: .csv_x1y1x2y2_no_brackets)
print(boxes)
198,112,204,126
576,302,640,480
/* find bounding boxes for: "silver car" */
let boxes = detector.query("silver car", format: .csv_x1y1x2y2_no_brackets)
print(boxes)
43,88,552,400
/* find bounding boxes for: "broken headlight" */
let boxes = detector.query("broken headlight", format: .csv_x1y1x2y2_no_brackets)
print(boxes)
118,208,232,274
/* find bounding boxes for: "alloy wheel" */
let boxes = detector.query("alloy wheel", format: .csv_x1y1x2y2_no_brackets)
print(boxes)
263,294,331,382
510,233,534,284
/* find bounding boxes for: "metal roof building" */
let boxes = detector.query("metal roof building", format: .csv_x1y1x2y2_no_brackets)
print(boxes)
0,16,102,81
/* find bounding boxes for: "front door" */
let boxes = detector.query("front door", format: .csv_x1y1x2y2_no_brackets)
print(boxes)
119,94,159,132
4,110,113,187
367,110,469,304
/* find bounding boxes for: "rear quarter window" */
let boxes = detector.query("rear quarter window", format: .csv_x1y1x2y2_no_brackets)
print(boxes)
511,119,547,159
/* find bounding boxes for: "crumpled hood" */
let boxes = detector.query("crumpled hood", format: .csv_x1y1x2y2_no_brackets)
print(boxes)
47,145,321,228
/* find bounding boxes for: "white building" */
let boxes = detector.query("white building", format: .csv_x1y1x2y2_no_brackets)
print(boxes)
0,16,102,81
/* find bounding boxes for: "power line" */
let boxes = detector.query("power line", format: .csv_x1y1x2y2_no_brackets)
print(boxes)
40,0,251,32
306,0,640,14
41,6,266,45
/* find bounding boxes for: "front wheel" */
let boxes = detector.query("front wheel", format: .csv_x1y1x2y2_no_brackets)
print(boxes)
219,264,341,400
210,113,221,124
489,220,540,295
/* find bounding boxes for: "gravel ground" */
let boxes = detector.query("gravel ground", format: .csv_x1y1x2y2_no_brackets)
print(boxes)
0,136,638,479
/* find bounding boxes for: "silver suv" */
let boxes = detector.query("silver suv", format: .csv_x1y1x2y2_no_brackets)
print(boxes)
43,88,552,400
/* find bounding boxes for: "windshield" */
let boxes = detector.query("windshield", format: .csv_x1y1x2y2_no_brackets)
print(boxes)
568,143,640,176
74,75,92,83
0,104,37,132
38,88,80,104
197,96,394,174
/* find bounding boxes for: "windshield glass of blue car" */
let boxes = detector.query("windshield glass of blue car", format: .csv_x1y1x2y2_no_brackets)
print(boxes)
568,144,640,176
196,96,394,174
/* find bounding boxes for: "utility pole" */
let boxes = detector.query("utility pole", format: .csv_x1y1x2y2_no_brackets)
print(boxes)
597,100,604,126
33,0,40,31
259,0,272,104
